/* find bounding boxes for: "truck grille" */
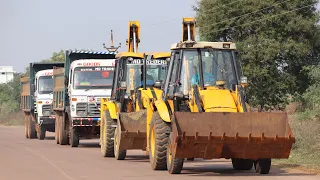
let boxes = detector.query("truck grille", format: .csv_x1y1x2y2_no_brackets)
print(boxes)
42,105,51,116
88,102,100,116
76,103,87,116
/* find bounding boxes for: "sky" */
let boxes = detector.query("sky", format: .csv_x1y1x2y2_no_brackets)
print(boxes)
0,1,319,73
0,0,196,72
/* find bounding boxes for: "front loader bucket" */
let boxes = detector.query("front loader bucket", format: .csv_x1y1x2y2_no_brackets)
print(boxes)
170,112,295,160
117,110,147,151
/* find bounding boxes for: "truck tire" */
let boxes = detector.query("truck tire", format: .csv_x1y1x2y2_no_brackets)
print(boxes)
70,127,79,147
59,113,68,145
28,115,37,139
114,126,126,160
254,158,271,174
232,158,253,170
100,111,115,157
167,133,184,174
149,112,170,170
37,125,46,140
55,116,59,144
24,114,29,138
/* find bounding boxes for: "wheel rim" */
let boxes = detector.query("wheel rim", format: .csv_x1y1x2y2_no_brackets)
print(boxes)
151,127,155,158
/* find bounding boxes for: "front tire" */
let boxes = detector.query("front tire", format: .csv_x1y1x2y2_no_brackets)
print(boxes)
100,111,116,157
232,158,253,170
28,115,37,139
149,112,170,170
37,125,46,140
167,133,184,174
70,127,79,147
114,126,126,160
59,113,68,145
254,159,271,174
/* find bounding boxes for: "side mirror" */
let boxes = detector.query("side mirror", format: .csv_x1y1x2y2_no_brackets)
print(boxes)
240,76,248,87
174,92,184,99
120,81,127,89
32,84,36,92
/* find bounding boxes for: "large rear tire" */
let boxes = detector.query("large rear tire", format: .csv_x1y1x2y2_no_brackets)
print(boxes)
55,116,59,144
28,115,37,139
149,112,170,170
254,159,271,174
114,126,127,160
167,133,184,174
232,158,253,170
59,113,68,145
37,125,46,140
70,127,79,147
100,111,116,157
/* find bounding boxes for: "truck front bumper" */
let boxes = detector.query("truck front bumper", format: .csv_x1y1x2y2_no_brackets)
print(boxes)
72,117,100,127
40,116,56,125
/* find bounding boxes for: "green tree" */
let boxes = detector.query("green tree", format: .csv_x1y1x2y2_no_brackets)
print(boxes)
41,50,65,62
194,0,320,110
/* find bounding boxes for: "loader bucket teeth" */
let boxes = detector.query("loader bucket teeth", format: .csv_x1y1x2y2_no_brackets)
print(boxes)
170,112,295,160
117,110,147,151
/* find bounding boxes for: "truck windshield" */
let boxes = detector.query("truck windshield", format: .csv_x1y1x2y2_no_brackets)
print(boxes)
73,66,114,89
179,49,237,94
126,59,167,93
38,76,53,94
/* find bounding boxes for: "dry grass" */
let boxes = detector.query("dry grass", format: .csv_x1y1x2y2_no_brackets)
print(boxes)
273,114,320,171
0,111,24,126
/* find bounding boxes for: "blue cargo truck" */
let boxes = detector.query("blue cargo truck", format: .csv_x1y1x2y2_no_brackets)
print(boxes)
53,50,116,147
20,62,64,140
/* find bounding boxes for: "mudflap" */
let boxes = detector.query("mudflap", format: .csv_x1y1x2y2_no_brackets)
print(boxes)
170,112,295,160
117,110,147,151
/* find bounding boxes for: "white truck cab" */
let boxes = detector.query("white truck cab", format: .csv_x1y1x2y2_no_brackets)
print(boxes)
34,69,55,126
68,59,115,128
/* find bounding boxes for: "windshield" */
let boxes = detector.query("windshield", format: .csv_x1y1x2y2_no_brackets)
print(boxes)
180,49,237,94
73,66,114,89
38,76,53,94
126,59,167,93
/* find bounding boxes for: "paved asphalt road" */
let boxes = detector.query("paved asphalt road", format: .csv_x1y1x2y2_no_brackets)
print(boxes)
0,126,319,180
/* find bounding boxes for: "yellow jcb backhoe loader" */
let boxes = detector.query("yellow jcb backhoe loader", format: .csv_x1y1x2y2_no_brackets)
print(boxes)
146,19,295,175
100,20,141,158
113,52,170,160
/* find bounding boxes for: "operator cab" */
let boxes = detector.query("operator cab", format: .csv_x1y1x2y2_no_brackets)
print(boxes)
164,41,247,99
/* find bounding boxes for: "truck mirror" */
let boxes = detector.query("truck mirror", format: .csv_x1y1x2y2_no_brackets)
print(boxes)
154,80,162,88
240,76,248,87
64,78,68,86
120,81,127,89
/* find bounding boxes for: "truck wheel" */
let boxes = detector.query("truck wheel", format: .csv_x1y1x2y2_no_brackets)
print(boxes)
114,126,126,160
70,127,79,147
232,158,253,170
187,158,194,161
167,133,184,174
149,112,170,170
100,111,115,157
254,159,271,174
28,115,37,139
59,113,68,145
24,114,29,138
37,125,46,140
55,116,59,144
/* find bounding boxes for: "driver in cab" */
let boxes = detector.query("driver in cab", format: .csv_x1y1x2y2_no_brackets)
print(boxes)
191,62,214,85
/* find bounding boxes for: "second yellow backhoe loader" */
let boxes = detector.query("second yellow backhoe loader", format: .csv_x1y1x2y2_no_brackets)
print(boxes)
146,18,295,175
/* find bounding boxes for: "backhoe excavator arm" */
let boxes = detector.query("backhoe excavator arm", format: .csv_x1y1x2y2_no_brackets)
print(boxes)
182,18,196,42
126,21,140,53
